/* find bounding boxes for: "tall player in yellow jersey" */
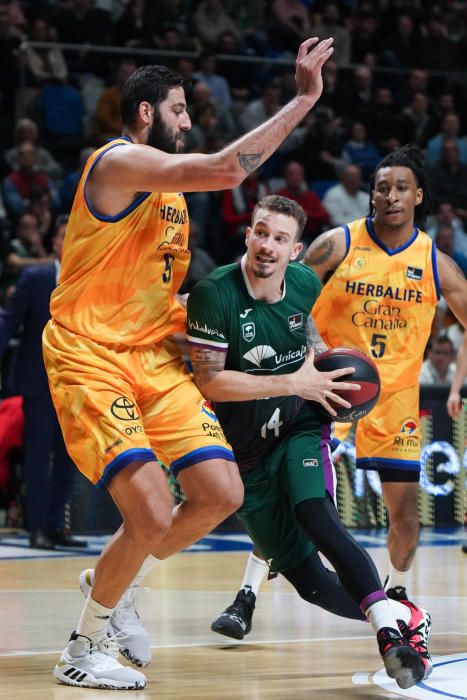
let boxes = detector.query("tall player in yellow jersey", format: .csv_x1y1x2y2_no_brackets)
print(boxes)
306,146,467,599
43,40,338,690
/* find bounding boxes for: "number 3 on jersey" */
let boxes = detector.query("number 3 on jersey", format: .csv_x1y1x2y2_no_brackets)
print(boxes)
261,407,283,439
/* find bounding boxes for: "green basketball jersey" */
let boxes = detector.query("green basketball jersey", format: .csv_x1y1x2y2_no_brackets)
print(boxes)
186,256,322,471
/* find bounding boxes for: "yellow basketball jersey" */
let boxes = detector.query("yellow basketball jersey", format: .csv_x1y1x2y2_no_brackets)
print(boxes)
313,217,440,392
50,137,190,345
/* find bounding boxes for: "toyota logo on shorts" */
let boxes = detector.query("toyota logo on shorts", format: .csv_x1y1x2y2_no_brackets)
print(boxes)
111,396,139,421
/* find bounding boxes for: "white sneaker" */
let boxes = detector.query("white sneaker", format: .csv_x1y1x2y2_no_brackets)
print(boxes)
79,569,152,668
53,632,146,689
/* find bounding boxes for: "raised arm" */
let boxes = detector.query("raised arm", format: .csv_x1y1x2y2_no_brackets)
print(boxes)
93,38,334,195
303,227,347,280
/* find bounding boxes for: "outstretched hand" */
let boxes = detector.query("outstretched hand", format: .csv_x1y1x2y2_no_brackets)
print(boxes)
295,37,334,103
289,348,360,417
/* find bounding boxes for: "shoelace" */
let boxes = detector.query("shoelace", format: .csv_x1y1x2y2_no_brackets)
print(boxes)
401,620,428,652
90,631,126,658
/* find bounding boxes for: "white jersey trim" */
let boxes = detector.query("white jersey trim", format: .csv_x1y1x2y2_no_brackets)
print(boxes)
186,335,229,349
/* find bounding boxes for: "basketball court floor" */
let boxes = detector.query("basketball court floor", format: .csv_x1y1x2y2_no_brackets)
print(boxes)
0,528,465,699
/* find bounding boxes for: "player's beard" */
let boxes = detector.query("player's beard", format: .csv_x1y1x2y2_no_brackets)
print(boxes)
147,116,183,153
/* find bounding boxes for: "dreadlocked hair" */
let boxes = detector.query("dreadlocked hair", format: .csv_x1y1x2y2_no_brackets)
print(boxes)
368,144,432,228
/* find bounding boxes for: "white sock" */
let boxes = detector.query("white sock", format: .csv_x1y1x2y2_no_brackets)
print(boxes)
389,599,411,625
240,551,269,597
131,554,161,589
365,599,401,635
88,555,161,592
385,562,409,590
76,594,115,642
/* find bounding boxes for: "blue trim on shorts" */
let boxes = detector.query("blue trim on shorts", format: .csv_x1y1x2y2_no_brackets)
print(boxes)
171,446,235,478
97,448,156,490
357,457,420,472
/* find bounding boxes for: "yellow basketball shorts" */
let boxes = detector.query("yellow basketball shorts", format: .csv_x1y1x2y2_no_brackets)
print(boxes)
333,384,421,473
42,320,234,489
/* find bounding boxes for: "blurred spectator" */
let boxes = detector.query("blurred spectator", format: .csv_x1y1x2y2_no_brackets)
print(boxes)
313,3,351,65
420,15,458,71
51,0,110,45
3,142,60,217
419,333,457,384
0,216,83,549
382,14,423,68
59,146,94,213
0,213,52,299
427,138,467,215
396,68,429,110
23,17,68,86
151,0,192,42
322,165,368,227
222,0,269,55
344,65,373,124
188,82,236,145
269,0,311,53
239,83,282,133
398,92,437,147
93,59,137,144
29,190,54,244
435,224,467,277
341,122,381,179
425,113,467,166
215,31,253,103
351,10,380,65
179,220,216,294
186,103,225,154
193,0,240,48
319,60,350,118
427,202,467,257
275,161,329,242
6,118,62,181
296,108,345,181
363,87,401,151
222,171,269,250
193,52,232,109
0,1,23,116
112,0,156,48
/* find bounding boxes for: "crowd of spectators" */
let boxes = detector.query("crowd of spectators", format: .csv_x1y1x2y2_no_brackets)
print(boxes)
0,0,466,529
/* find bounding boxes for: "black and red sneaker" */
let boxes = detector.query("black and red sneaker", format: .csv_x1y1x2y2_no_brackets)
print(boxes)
397,600,433,680
377,626,425,689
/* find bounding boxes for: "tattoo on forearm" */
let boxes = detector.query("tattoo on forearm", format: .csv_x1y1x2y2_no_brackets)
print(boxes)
306,239,334,266
237,152,263,174
306,316,327,355
190,347,225,386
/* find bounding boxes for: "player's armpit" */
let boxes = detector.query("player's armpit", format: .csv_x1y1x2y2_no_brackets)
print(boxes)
437,251,467,328
303,227,347,280
189,345,227,388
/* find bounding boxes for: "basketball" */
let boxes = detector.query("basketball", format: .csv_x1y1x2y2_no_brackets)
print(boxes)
313,347,381,422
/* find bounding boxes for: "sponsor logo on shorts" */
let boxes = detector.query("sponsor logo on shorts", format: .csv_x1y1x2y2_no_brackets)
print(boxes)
104,438,123,454
201,400,217,421
242,322,255,342
111,397,139,421
288,313,303,331
401,419,417,434
201,422,227,442
123,425,143,436
303,458,319,467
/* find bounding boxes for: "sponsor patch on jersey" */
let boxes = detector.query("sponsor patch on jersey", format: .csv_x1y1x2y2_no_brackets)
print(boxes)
240,308,253,318
288,313,303,331
303,458,319,468
406,265,423,280
401,418,417,434
201,400,218,422
242,322,255,342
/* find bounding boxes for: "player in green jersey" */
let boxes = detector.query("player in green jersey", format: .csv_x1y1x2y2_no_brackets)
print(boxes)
186,195,431,688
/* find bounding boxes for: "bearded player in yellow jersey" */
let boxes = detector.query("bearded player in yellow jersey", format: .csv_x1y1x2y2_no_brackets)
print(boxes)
210,146,466,645
43,40,340,690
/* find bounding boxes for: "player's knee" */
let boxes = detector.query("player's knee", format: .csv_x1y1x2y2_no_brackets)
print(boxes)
126,506,173,549
391,510,419,536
